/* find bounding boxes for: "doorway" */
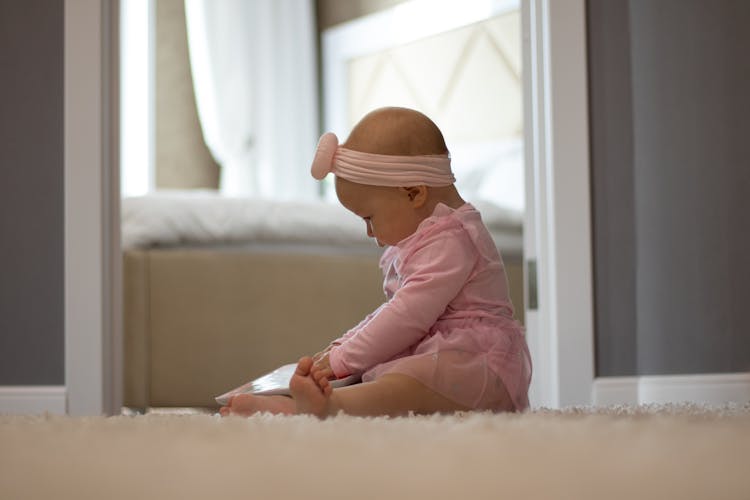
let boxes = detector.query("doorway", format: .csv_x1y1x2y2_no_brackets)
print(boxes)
64,0,594,414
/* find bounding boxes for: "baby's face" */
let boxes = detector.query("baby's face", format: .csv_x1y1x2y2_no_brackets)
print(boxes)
335,178,422,247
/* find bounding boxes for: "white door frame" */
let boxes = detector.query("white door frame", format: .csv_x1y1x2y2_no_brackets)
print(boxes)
64,0,121,416
522,0,595,408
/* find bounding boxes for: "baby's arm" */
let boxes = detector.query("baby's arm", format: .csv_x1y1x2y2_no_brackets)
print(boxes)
312,345,333,362
326,305,385,349
328,227,477,378
311,302,387,375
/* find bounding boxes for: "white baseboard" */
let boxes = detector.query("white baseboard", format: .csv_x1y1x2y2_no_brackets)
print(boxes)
593,372,750,406
0,386,67,415
591,377,640,405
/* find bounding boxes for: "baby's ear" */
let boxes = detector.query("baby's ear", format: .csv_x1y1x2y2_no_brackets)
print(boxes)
402,185,428,207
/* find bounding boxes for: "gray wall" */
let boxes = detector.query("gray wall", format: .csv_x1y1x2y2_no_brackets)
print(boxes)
589,0,750,377
0,0,65,384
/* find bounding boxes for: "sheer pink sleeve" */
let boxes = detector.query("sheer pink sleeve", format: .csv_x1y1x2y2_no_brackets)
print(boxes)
328,304,385,347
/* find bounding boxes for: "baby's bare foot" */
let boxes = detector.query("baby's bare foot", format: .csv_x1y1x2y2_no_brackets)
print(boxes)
220,393,294,416
289,357,332,418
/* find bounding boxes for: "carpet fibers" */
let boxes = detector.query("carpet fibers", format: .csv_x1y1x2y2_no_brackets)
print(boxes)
1,404,749,499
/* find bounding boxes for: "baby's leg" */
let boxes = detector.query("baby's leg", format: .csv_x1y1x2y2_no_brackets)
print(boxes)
219,393,295,416
289,356,470,418
330,374,470,417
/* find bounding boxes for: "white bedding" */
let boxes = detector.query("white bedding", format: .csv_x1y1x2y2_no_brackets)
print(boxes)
121,190,522,257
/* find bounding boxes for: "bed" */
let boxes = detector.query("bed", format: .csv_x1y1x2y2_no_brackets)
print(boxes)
121,191,524,409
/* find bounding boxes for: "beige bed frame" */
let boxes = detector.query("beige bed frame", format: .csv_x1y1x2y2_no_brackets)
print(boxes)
123,248,524,409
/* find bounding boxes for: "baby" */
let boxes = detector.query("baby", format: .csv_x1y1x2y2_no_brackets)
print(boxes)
220,107,531,418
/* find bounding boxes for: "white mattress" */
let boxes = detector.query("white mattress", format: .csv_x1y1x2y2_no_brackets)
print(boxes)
121,191,522,258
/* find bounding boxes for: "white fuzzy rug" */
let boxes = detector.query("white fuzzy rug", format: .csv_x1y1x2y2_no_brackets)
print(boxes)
1,405,749,499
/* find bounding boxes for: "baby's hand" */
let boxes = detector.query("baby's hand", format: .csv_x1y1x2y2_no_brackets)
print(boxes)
312,344,335,362
312,353,333,377
311,353,335,394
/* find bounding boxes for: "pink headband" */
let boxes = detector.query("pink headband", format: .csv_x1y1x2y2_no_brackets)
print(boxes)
310,132,455,187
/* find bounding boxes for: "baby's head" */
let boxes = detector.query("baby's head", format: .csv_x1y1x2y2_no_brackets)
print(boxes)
311,107,464,246
343,106,449,156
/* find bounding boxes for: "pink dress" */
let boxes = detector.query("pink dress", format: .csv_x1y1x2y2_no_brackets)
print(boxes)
328,203,532,412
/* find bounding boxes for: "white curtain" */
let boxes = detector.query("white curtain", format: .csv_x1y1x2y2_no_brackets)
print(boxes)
184,0,319,199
